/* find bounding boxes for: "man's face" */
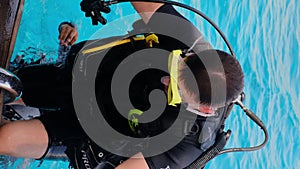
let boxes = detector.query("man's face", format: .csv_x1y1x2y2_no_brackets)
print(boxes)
162,76,218,116
178,82,217,115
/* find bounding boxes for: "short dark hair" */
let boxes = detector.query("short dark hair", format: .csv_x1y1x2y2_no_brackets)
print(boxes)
178,49,244,106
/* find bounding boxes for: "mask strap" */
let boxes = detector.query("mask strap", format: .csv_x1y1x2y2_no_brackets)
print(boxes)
167,50,182,106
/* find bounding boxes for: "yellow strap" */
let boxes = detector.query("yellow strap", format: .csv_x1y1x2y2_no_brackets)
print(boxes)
168,50,182,106
145,33,159,47
82,33,159,54
82,36,145,54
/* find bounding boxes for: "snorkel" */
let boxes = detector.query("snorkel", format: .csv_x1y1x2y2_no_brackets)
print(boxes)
80,0,269,168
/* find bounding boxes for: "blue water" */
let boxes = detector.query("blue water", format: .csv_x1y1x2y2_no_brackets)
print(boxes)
3,0,299,168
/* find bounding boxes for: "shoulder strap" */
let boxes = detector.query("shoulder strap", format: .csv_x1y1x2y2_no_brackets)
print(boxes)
81,33,159,55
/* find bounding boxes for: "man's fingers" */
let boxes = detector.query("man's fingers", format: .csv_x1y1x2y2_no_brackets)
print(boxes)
68,30,78,45
59,25,69,42
58,24,78,46
70,32,78,45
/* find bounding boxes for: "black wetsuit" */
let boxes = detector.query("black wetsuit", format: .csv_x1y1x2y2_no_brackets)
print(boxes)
16,4,226,169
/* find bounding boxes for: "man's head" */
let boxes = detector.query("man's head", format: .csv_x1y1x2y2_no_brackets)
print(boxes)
176,49,244,113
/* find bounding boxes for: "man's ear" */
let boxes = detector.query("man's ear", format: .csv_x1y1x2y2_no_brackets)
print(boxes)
161,76,170,86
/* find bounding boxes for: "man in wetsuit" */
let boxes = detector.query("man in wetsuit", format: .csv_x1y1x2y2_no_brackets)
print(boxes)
0,2,244,169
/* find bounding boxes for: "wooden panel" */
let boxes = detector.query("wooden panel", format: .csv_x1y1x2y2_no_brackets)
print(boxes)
0,0,24,68
0,0,24,123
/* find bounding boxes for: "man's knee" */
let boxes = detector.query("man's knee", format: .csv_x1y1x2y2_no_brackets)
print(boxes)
0,120,49,158
0,123,17,155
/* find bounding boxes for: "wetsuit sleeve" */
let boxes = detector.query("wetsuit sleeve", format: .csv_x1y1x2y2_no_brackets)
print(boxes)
147,4,212,53
145,134,205,169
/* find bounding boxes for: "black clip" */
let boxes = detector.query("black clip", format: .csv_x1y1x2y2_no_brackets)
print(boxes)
184,120,199,136
80,0,112,25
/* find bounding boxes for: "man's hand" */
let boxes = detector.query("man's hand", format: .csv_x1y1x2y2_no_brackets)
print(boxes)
58,23,78,46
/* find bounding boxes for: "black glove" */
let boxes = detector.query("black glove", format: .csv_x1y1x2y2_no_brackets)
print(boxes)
80,0,111,25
